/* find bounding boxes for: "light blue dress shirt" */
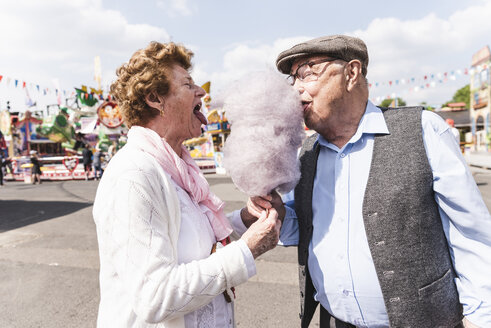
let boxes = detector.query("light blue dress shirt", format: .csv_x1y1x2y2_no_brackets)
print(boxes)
280,101,491,327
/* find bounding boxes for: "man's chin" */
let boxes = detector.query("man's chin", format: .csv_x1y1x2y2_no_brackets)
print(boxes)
304,117,315,131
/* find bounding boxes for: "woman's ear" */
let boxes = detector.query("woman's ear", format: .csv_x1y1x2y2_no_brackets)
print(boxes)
145,92,164,110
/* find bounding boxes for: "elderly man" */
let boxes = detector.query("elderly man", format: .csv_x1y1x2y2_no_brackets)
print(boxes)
241,35,491,328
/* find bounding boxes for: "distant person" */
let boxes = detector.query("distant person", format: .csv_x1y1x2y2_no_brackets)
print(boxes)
93,41,281,328
73,132,86,151
29,150,42,184
0,130,7,158
82,144,92,181
92,146,103,180
446,118,461,145
0,154,5,186
107,140,117,161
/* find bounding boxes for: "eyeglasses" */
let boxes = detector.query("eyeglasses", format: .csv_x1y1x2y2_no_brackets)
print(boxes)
287,58,337,85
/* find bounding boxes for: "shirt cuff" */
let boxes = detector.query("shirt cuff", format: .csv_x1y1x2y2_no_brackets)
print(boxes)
284,206,297,220
236,239,257,279
228,209,248,236
278,207,299,246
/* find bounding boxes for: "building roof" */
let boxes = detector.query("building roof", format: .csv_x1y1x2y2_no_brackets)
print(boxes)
447,102,466,108
434,109,471,127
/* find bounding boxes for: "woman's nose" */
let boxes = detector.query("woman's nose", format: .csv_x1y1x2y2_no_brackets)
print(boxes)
197,86,206,97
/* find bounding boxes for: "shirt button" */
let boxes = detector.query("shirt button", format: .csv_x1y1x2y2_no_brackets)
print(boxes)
340,153,346,158
343,289,349,296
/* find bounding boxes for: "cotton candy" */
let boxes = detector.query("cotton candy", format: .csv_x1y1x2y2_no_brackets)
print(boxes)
222,70,305,196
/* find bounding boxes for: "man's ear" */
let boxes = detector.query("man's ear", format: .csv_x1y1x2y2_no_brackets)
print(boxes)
145,92,164,110
346,60,363,92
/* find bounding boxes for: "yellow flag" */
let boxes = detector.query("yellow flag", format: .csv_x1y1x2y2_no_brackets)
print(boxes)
201,81,211,94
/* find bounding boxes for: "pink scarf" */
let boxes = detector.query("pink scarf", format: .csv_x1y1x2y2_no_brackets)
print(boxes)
127,126,233,242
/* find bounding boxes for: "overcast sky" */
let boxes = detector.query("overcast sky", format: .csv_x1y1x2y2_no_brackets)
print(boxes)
1,0,490,111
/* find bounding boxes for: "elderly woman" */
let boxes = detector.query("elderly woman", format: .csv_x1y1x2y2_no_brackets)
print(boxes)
92,41,281,328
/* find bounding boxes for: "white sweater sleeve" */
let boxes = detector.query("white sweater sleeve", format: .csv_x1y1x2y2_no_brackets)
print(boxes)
96,171,250,324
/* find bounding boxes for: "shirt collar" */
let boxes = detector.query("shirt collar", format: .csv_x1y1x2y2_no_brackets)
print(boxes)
317,100,389,149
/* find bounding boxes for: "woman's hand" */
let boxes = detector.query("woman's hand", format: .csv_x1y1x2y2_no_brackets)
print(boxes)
240,208,281,259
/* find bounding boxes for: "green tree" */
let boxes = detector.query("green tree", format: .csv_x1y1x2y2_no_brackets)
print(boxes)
452,84,470,108
420,102,434,111
443,84,470,108
379,97,407,107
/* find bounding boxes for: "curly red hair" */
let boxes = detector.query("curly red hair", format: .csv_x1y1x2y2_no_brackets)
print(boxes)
110,42,194,127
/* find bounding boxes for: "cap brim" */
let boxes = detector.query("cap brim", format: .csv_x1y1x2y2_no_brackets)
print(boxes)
276,52,312,75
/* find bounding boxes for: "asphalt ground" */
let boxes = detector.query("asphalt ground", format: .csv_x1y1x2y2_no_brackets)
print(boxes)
1,168,490,327
0,174,303,328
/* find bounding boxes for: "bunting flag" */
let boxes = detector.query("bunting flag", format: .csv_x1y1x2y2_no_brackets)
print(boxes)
0,72,112,107
368,65,474,91
368,63,489,104
75,87,99,106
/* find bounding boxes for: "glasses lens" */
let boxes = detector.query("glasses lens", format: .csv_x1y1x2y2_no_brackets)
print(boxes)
286,75,295,85
296,63,309,81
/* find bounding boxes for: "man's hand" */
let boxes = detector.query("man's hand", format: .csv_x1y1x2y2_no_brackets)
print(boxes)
240,191,286,228
240,208,281,259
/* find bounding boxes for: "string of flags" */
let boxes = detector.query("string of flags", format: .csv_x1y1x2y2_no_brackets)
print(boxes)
0,73,73,98
0,73,113,107
368,64,490,104
369,64,488,97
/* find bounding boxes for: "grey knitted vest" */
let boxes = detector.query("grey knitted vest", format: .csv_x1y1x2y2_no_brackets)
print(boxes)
295,107,463,328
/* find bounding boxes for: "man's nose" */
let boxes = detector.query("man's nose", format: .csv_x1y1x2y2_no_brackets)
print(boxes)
295,83,305,94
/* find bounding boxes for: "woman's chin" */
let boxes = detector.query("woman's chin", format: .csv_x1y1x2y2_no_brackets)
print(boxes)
190,127,202,139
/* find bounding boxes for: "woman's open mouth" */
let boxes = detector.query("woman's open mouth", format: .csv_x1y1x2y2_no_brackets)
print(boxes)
193,103,207,125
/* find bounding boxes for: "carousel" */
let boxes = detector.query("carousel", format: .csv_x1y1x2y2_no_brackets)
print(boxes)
0,87,127,182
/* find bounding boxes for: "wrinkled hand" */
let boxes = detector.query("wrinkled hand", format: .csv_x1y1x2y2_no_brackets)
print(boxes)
240,208,281,259
241,191,286,228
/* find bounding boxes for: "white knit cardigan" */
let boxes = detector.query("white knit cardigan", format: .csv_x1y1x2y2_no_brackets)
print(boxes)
93,141,250,328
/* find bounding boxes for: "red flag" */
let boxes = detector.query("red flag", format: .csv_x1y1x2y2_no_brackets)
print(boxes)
0,75,3,82
23,81,26,88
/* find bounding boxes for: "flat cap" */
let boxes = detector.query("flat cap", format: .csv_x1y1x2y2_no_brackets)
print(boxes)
276,34,369,76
